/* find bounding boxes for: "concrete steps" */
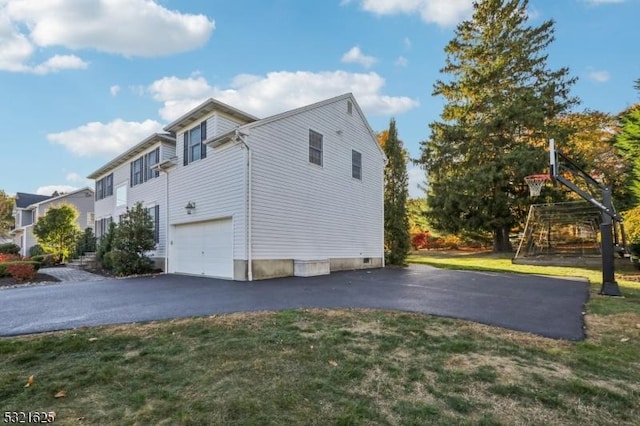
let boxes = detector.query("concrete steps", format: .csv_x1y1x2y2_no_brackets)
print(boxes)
67,251,97,270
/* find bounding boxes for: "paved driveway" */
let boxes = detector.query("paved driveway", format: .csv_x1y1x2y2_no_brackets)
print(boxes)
0,265,589,340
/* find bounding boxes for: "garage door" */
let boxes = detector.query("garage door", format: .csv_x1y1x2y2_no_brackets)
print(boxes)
170,218,234,278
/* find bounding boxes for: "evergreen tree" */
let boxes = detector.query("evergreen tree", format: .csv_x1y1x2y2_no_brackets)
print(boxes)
33,204,82,261
418,0,577,251
383,118,410,265
614,79,640,207
111,202,156,276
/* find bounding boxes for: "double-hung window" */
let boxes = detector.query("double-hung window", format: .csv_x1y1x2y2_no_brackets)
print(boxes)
145,148,160,181
309,130,323,166
183,121,208,165
352,150,362,180
95,174,113,200
132,157,144,186
130,147,160,187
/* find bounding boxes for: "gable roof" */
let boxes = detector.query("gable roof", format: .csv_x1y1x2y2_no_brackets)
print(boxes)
163,98,259,133
29,187,94,209
87,133,175,179
207,93,386,160
15,192,51,209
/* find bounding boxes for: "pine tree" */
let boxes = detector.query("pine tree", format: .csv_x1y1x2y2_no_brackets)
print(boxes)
383,118,410,265
614,79,640,207
418,0,577,251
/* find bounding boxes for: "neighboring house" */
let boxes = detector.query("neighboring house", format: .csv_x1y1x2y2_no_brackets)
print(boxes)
89,93,385,280
10,188,95,256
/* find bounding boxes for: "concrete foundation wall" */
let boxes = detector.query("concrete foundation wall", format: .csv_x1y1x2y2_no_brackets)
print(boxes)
330,257,383,272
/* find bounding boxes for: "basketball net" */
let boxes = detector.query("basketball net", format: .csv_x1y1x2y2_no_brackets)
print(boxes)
524,174,550,197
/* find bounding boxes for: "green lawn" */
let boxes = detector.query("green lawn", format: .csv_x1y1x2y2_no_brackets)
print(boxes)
1,253,639,425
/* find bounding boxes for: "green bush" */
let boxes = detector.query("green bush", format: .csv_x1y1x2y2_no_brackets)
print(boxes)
31,254,58,267
97,222,116,270
110,249,153,276
28,244,45,257
0,243,20,255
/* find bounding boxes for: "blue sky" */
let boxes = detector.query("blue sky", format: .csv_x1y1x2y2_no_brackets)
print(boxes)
1,0,639,198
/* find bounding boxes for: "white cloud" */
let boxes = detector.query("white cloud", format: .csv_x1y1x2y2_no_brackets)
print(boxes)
404,37,412,49
355,0,474,27
341,46,377,68
395,56,408,67
32,54,88,74
110,85,121,96
5,0,215,57
148,71,419,121
47,119,164,157
36,185,79,196
588,69,610,83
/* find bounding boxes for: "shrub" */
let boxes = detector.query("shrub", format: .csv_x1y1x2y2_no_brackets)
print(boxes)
0,242,20,254
97,222,116,270
411,232,430,250
110,250,153,276
31,254,57,267
0,261,40,279
6,262,36,282
623,206,640,243
28,244,45,257
0,253,21,262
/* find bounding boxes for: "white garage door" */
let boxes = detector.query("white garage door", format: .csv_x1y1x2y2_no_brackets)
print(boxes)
171,218,234,278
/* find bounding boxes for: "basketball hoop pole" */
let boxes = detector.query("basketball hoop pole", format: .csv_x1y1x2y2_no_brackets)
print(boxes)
548,139,622,296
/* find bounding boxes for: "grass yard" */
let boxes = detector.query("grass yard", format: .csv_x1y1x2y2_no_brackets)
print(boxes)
1,252,639,425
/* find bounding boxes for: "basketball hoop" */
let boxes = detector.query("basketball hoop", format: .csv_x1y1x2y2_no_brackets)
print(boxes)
524,174,551,197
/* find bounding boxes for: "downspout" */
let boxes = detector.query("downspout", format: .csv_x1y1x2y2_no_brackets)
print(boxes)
164,169,169,274
235,129,253,281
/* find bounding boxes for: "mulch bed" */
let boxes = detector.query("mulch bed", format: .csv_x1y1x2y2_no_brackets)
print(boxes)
0,273,61,289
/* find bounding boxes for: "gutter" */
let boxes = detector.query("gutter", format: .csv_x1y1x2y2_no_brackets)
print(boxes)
234,129,253,281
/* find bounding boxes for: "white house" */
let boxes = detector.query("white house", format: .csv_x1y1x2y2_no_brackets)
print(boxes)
11,188,95,256
89,93,385,280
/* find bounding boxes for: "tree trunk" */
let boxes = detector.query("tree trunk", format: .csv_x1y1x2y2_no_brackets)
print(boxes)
492,226,513,252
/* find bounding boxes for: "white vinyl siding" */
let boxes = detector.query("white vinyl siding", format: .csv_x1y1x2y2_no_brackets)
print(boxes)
249,97,384,260
93,140,174,258
168,142,246,260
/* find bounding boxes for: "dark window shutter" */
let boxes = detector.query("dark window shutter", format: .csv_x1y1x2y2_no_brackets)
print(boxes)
183,132,189,166
130,161,134,187
155,148,160,177
201,121,207,159
143,155,148,183
154,205,160,243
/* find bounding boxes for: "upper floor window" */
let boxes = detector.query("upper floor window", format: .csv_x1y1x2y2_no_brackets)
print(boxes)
347,100,353,115
352,150,362,180
130,147,160,187
184,121,208,165
95,174,113,200
146,149,160,180
309,130,323,166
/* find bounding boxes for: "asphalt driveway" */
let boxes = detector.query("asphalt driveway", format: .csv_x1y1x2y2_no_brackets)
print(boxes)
0,264,589,340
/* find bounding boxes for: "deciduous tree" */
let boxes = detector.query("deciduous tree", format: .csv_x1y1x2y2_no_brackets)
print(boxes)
33,204,82,261
0,190,14,238
418,0,577,251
